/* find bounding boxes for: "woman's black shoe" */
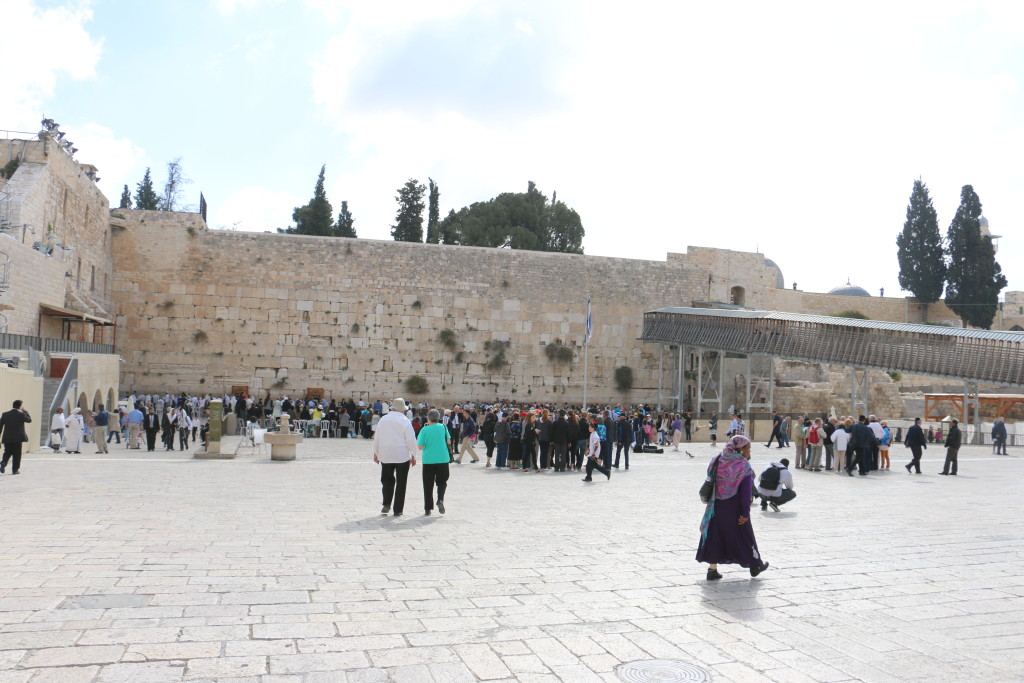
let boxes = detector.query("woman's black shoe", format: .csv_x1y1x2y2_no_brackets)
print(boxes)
707,568,722,581
750,562,769,577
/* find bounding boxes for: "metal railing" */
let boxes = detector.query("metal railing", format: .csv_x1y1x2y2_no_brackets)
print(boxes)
0,333,113,355
48,355,78,427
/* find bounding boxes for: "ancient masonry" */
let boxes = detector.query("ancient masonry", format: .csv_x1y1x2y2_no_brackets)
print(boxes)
111,211,781,404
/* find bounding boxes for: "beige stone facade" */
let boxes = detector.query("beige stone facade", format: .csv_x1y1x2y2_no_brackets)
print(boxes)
110,212,782,404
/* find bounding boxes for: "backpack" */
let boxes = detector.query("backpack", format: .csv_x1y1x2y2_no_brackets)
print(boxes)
596,424,607,441
808,426,820,444
759,465,782,490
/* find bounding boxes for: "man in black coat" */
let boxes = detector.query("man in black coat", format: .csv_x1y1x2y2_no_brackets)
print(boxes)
143,406,161,452
550,411,570,472
0,399,32,474
940,419,962,475
904,417,927,474
846,415,875,476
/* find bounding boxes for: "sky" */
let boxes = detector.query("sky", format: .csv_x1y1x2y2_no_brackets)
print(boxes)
4,0,1024,297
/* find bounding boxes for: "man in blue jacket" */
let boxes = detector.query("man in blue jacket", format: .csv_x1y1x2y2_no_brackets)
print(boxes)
992,417,1008,455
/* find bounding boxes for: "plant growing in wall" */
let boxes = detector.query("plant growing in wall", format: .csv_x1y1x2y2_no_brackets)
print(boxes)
614,366,634,394
158,300,174,309
192,330,208,343
545,340,574,363
438,328,458,350
484,340,511,371
405,375,428,394
831,310,868,320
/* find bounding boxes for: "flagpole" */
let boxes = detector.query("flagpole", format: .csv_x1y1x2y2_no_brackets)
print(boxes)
583,295,591,410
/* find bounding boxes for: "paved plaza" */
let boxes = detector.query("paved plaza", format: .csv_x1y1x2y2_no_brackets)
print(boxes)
0,435,1020,682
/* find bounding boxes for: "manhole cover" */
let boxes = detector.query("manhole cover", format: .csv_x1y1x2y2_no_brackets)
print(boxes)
616,659,710,682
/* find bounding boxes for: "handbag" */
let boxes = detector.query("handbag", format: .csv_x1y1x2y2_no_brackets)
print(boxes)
699,455,721,504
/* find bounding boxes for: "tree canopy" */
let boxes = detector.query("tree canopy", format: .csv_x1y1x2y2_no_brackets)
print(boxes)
282,165,335,236
944,185,1007,329
391,178,426,242
334,201,356,238
437,181,584,253
896,179,946,303
118,184,132,209
425,178,440,244
133,168,160,210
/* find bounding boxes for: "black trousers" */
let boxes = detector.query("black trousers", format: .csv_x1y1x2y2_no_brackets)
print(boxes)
585,454,610,479
552,442,568,471
761,488,796,508
380,461,411,513
942,447,959,475
907,444,923,473
614,442,629,469
766,426,783,447
145,429,158,451
422,462,449,512
1,441,23,473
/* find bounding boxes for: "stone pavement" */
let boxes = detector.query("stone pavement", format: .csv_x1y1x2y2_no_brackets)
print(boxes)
0,435,1021,682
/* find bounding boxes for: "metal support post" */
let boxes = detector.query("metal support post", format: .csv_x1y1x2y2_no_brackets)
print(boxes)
851,367,869,416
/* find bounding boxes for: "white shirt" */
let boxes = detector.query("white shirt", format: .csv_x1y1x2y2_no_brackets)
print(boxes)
757,464,795,498
832,427,850,451
868,422,885,440
51,412,66,431
588,431,600,457
373,412,417,463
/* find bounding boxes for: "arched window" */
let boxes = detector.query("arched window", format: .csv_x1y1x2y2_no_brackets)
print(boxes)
730,286,746,307
1011,325,1023,332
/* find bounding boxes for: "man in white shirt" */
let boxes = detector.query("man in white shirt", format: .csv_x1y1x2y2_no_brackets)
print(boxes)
757,458,796,512
372,397,418,517
49,407,66,452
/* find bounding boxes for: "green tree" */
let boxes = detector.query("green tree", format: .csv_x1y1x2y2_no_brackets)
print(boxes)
425,178,440,244
897,179,946,302
436,181,584,253
944,185,1007,329
391,178,426,242
284,165,334,236
334,200,356,238
134,168,160,210
118,184,132,209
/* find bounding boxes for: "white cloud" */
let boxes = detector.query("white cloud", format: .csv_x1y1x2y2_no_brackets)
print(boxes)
0,0,102,131
66,124,149,206
211,186,304,232
212,0,283,15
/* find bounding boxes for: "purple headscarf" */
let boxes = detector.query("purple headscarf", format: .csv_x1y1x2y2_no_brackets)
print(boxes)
699,435,754,544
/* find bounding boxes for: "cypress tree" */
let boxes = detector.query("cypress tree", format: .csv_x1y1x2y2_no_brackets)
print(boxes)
391,178,426,242
425,178,440,243
896,179,946,303
134,168,160,210
945,185,1007,329
334,201,356,238
119,184,132,209
288,165,334,236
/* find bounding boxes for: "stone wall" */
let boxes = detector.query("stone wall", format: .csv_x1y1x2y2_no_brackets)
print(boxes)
0,135,114,337
0,365,43,451
110,212,779,404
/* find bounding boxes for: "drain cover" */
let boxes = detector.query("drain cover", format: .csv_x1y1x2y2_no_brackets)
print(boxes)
616,659,710,682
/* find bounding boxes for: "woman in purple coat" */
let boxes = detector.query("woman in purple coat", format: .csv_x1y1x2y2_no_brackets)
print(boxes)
696,435,770,580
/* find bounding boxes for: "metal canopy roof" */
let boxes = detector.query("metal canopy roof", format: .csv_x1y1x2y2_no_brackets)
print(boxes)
650,307,1024,343
642,307,1024,386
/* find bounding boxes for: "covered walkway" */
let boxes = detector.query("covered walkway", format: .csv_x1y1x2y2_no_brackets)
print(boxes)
641,307,1024,425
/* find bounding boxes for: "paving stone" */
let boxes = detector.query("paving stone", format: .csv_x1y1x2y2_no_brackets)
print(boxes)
1,441,1021,681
